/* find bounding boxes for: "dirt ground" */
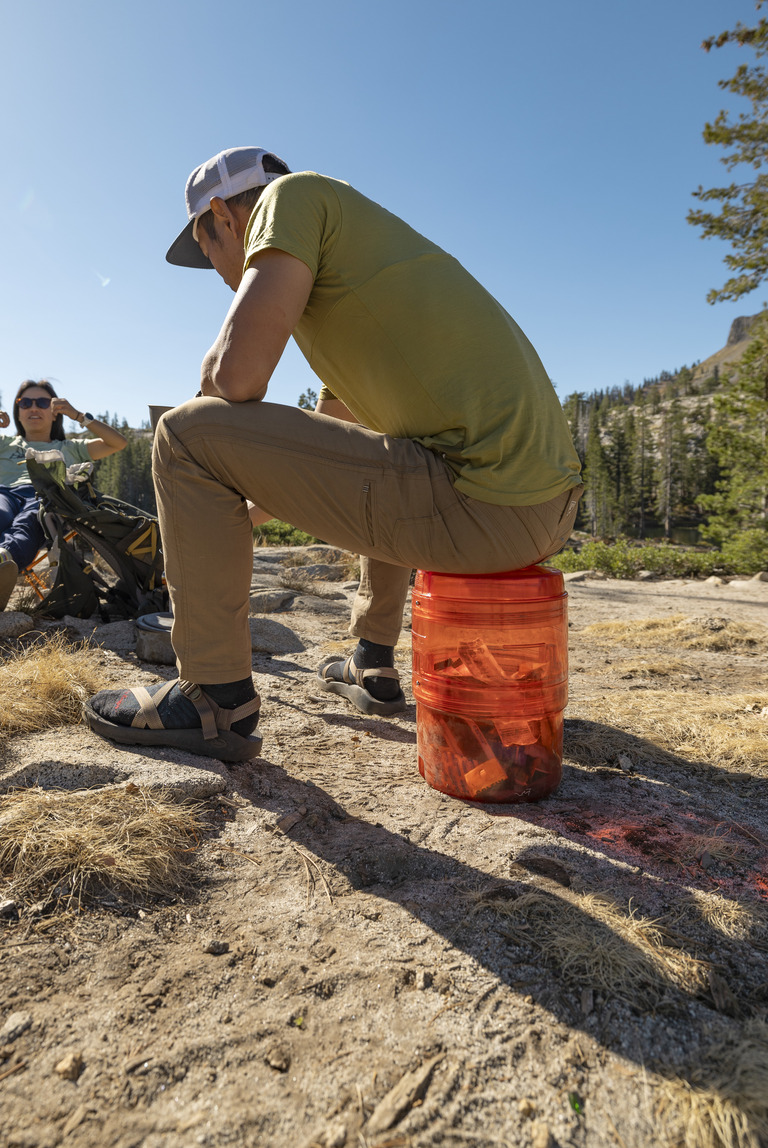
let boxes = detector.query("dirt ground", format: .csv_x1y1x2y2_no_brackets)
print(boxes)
1,553,767,1148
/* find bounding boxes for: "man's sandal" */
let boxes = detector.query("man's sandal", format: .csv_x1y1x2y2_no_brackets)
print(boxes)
84,679,263,763
316,655,406,716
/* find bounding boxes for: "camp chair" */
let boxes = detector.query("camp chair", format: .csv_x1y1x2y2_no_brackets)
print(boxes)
22,531,78,601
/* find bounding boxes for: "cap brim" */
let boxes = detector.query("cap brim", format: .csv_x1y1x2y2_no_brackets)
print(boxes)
165,219,213,270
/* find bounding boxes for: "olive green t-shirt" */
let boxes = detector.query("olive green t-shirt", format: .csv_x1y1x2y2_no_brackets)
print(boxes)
244,172,581,506
0,435,92,488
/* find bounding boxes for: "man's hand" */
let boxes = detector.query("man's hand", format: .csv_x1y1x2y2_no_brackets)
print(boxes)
201,249,314,402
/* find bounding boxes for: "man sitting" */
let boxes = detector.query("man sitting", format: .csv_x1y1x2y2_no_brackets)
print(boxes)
85,147,582,761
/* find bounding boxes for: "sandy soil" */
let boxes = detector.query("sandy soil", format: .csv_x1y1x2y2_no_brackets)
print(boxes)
1,557,767,1148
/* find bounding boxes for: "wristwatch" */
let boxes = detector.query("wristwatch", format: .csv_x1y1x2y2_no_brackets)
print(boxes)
78,412,94,427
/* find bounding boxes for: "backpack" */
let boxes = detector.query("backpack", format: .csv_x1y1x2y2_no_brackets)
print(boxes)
25,453,168,621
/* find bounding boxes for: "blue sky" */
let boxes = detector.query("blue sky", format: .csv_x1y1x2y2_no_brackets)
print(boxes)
0,0,761,428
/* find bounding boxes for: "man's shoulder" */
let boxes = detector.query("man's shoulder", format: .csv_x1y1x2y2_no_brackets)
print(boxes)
262,171,350,206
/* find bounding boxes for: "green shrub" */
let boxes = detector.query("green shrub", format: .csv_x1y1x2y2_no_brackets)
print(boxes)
548,534,767,579
253,519,321,547
551,538,642,578
718,529,768,575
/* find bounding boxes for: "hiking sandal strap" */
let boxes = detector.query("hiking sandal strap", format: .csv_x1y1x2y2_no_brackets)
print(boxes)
130,680,176,730
341,656,400,688
178,680,261,740
178,681,218,739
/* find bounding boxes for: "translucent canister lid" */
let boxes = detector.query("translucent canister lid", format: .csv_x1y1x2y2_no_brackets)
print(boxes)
414,565,565,603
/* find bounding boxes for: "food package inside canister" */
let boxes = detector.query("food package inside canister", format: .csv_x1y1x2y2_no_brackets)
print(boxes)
432,639,550,684
417,704,562,803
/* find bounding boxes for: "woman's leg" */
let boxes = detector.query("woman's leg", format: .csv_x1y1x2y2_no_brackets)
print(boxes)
0,487,45,569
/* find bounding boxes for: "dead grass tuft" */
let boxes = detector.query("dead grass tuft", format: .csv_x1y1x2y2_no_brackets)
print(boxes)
572,691,768,773
581,615,768,654
680,891,768,943
0,632,102,737
473,887,710,1005
0,785,205,908
278,570,346,599
10,580,44,616
680,831,746,866
615,656,696,679
655,1021,768,1148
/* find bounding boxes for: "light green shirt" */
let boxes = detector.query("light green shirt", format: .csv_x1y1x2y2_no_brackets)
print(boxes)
0,435,93,488
244,172,581,506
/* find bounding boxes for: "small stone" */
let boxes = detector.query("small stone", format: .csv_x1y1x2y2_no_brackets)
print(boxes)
752,571,768,582
518,1098,535,1117
637,569,656,581
0,612,33,639
249,589,296,613
54,1051,84,1081
265,1043,291,1072
202,938,229,955
275,811,304,834
530,1122,554,1148
617,753,633,773
0,1011,33,1042
140,974,169,998
249,616,305,654
0,899,19,919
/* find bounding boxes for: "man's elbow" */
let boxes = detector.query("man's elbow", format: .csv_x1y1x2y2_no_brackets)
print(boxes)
208,363,268,403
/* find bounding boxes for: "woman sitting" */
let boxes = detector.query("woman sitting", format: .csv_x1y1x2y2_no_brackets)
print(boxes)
0,379,127,610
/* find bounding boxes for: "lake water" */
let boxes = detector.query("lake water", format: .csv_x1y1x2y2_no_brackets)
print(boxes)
632,526,702,546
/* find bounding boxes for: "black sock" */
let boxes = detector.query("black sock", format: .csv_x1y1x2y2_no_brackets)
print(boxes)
201,678,259,737
354,639,395,670
353,640,400,701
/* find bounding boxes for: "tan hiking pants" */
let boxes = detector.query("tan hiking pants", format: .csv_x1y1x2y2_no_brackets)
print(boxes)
153,397,583,683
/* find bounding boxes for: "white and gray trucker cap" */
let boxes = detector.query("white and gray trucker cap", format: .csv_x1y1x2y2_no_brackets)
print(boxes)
166,146,290,269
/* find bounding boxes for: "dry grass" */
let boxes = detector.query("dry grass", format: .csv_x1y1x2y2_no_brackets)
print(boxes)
615,656,697,678
571,690,768,773
472,887,710,1005
9,579,45,616
0,632,102,737
654,1021,768,1148
680,891,768,943
581,615,768,654
679,830,746,866
0,784,205,908
277,569,348,599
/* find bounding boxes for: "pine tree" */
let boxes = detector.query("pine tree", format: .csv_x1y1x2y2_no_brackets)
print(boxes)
654,394,686,537
699,312,768,559
582,410,615,535
688,4,768,302
629,392,654,538
93,429,156,514
297,388,318,410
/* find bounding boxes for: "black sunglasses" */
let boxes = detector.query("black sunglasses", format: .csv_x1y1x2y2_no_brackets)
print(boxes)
17,397,52,410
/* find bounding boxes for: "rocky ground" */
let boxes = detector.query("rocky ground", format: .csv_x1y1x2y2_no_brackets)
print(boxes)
1,548,767,1148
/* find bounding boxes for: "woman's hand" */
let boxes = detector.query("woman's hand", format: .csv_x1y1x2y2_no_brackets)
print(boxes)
0,411,9,430
50,398,82,422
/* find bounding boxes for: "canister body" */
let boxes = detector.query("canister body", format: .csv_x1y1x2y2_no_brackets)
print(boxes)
411,566,568,803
